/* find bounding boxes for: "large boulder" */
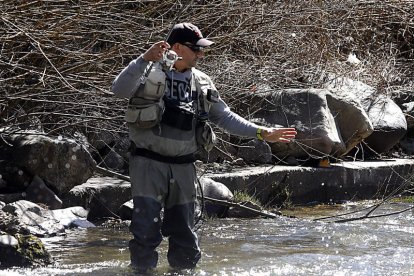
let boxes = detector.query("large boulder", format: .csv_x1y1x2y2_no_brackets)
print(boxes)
325,90,374,155
363,95,407,153
324,77,407,155
245,89,373,158
0,133,96,195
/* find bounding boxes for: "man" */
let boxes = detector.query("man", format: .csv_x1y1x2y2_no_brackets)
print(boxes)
111,22,296,272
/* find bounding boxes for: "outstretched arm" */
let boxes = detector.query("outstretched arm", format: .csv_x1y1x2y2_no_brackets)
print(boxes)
208,98,297,143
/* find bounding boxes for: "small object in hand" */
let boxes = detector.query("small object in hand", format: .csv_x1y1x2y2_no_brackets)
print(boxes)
162,50,180,70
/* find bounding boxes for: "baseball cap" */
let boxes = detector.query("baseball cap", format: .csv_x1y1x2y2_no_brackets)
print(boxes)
167,23,214,47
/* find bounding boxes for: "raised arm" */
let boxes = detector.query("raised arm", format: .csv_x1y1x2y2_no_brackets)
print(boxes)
111,41,170,98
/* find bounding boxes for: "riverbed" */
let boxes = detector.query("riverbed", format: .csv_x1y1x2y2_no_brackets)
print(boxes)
2,201,414,276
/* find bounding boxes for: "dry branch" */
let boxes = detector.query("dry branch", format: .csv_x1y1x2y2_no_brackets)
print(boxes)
1,0,413,141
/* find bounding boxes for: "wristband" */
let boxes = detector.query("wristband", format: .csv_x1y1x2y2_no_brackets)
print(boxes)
256,128,264,141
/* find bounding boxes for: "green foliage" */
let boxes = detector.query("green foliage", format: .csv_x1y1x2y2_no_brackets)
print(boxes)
233,190,261,206
16,234,52,266
391,196,414,204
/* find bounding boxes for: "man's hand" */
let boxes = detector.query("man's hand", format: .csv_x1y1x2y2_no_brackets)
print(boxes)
261,127,297,143
142,41,170,62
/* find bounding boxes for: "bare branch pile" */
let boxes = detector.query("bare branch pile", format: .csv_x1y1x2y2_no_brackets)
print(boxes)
1,0,413,138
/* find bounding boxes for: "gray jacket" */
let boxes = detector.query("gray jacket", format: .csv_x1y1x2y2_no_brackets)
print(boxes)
112,56,260,157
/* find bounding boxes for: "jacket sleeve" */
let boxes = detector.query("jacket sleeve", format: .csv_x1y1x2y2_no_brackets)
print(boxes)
208,98,259,139
111,55,150,99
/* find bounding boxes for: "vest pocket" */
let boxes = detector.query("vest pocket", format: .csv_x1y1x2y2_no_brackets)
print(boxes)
125,100,164,128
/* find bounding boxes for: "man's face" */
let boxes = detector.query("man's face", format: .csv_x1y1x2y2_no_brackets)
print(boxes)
172,43,205,71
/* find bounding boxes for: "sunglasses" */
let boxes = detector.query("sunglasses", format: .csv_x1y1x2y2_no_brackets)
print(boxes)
183,43,205,52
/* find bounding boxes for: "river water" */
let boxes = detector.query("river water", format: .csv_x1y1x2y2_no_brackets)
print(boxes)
2,201,414,276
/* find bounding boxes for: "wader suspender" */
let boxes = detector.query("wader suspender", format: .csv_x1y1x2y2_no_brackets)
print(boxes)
193,72,208,122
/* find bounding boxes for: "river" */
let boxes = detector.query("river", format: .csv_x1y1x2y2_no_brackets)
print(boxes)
1,201,414,276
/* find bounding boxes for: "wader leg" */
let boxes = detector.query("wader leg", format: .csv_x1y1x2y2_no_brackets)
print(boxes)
162,202,201,269
129,196,163,271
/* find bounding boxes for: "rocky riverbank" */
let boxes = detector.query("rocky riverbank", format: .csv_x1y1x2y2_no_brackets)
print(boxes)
2,1,414,269
1,129,414,268
2,83,414,268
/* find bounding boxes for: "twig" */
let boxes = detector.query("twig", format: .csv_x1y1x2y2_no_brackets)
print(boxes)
201,196,280,219
332,205,414,223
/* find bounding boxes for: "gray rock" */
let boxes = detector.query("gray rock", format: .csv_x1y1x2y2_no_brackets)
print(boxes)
238,139,273,164
0,133,96,195
23,212,65,237
2,200,93,236
87,130,120,152
200,177,233,217
0,162,32,192
0,209,26,235
247,88,373,158
118,199,134,220
3,200,43,217
0,234,18,246
195,139,238,163
205,159,414,206
0,234,51,268
0,193,24,204
24,175,62,210
363,96,407,153
0,234,20,268
401,101,414,137
399,137,414,154
3,200,64,237
71,219,96,228
62,176,131,221
326,90,374,155
325,76,406,154
48,206,94,228
100,149,125,171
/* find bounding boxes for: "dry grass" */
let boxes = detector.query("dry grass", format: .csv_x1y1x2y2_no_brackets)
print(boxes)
1,0,413,139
